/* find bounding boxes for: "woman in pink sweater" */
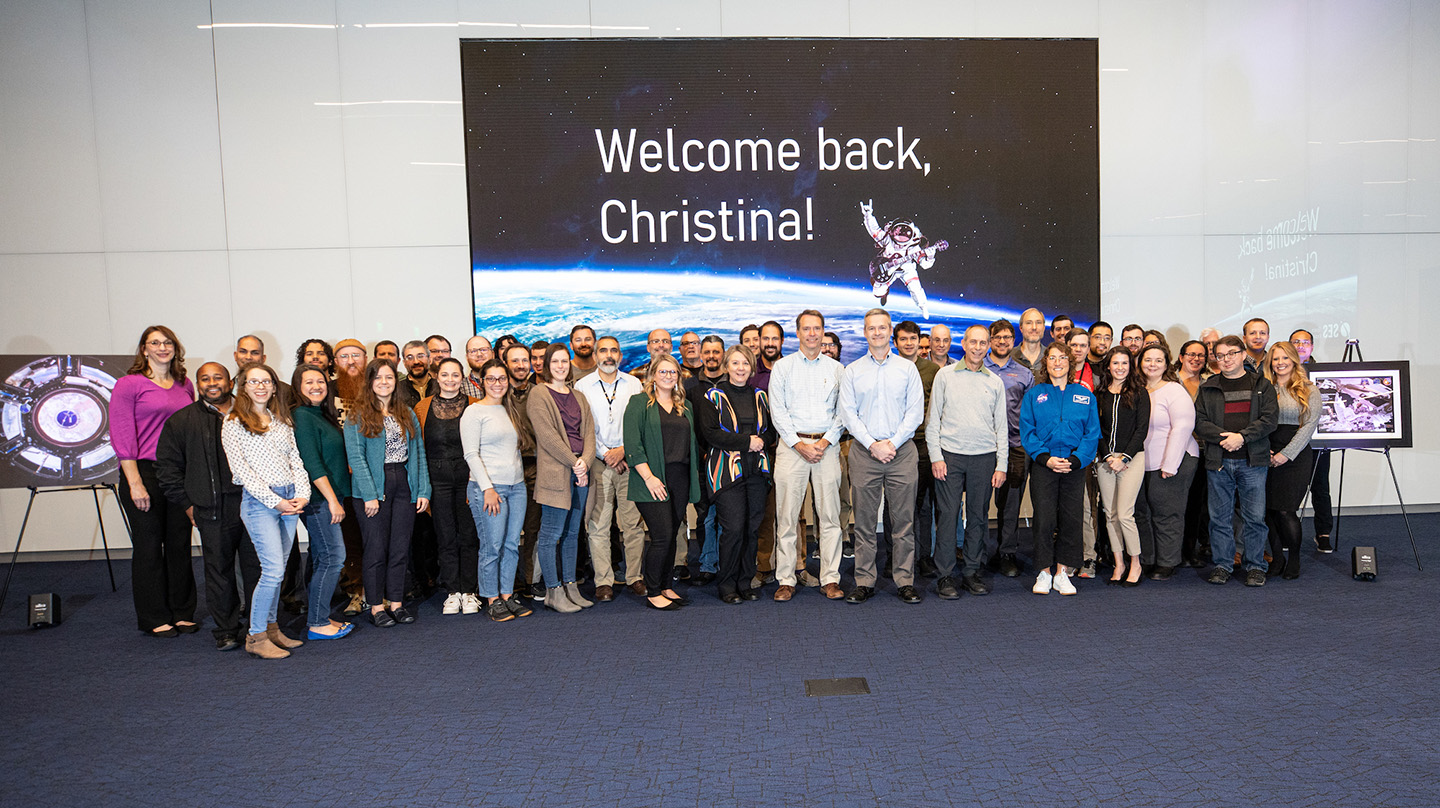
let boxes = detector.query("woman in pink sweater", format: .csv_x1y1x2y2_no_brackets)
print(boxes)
1137,345,1199,580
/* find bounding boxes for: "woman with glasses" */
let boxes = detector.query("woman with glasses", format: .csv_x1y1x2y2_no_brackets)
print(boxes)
344,359,431,627
1019,342,1100,596
110,326,197,638
289,364,353,640
1175,339,1211,566
415,357,481,616
625,355,702,611
222,364,311,659
525,344,596,613
1263,342,1320,579
462,359,534,621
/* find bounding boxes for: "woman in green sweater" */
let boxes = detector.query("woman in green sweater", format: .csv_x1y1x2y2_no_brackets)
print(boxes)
290,364,354,639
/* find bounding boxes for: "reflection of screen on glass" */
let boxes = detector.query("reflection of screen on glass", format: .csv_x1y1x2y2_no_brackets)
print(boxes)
0,354,131,488
462,38,1099,366
1308,361,1411,449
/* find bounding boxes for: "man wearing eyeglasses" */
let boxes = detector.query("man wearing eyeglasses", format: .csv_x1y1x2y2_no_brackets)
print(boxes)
1119,324,1145,356
1194,334,1278,587
1291,328,1333,552
459,335,494,398
984,318,1035,578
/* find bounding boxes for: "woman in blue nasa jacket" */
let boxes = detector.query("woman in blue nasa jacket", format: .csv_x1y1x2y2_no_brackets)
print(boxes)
1020,342,1101,596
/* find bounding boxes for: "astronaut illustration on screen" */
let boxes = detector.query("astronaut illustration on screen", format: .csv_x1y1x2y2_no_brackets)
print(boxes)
861,200,948,319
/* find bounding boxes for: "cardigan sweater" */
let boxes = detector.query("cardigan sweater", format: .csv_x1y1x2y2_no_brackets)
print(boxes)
343,410,431,503
623,395,701,504
524,383,596,509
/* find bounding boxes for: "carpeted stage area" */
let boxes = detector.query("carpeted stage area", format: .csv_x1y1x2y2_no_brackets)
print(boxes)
2,513,1436,808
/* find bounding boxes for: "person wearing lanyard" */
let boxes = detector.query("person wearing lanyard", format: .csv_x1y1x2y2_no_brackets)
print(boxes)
575,336,646,602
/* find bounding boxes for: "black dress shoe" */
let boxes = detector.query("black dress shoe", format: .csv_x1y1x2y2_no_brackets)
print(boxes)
935,577,961,600
897,585,923,604
721,592,743,604
691,571,716,586
370,610,397,628
916,558,939,579
739,589,761,601
390,606,416,624
1148,565,1175,581
961,574,991,596
646,598,683,611
175,622,200,635
845,586,873,604
998,554,1021,578
662,593,691,606
215,634,241,651
672,565,691,581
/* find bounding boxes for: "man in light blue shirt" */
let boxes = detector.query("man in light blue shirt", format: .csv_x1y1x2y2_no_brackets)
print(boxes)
575,336,645,600
838,308,925,604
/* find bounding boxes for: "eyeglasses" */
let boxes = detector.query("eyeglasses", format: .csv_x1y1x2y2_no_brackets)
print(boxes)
1121,336,1143,344
1213,350,1243,360
654,369,679,378
244,379,274,387
146,340,174,348
483,375,508,384
336,351,364,361
1291,339,1313,347
1182,352,1207,360
467,348,491,355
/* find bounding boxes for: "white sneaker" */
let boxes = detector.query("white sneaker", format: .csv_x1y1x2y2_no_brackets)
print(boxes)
442,592,462,615
1032,570,1053,595
1053,569,1077,595
461,593,481,615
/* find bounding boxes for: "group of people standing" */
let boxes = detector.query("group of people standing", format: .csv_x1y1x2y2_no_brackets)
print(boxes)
107,308,1326,659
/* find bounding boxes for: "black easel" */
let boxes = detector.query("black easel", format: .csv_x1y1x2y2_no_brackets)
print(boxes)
1312,340,1422,570
0,483,123,614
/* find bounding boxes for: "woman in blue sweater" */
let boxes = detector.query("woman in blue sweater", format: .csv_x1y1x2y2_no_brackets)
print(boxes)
1020,342,1101,596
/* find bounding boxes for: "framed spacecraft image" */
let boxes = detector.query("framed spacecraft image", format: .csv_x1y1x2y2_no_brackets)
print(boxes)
1308,361,1411,449
0,354,131,488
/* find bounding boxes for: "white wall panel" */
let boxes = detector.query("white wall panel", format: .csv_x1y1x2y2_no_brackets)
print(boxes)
849,0,975,36
1409,0,1439,233
211,0,350,250
350,246,473,348
973,0,1098,37
454,0,593,37
0,1,104,254
227,248,356,370
1098,235,1205,343
591,0,722,36
86,0,228,253
1098,0,1204,236
103,250,235,366
0,254,112,354
719,0,850,37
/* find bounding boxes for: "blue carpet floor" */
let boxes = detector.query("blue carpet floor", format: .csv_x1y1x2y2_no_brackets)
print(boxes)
2,513,1436,808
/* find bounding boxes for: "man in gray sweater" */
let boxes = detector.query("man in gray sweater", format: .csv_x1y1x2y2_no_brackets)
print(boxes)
926,325,1009,599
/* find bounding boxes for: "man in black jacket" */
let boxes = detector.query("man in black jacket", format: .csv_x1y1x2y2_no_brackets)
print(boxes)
1194,335,1278,587
154,362,259,650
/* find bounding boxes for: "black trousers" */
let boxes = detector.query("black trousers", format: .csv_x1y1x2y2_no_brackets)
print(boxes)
635,461,690,597
1028,461,1084,572
1182,463,1211,561
987,445,1029,561
911,441,936,563
515,457,542,590
281,536,307,607
194,492,260,638
1140,454,1198,569
354,464,415,604
430,464,479,595
1311,449,1333,536
120,460,197,632
711,473,768,597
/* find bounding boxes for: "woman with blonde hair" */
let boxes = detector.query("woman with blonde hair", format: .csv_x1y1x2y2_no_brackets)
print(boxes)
624,354,701,610
110,325,197,637
222,363,311,659
1263,341,1320,579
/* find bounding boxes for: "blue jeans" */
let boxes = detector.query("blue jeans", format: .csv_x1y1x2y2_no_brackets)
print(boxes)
240,485,299,632
1207,458,1269,573
302,500,346,628
471,481,526,598
698,504,720,574
536,476,585,588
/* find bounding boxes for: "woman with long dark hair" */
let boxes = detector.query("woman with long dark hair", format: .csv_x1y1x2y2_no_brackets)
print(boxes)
1137,344,1199,580
1176,339,1211,566
625,354,702,611
1263,341,1320,579
222,363,311,659
343,359,431,627
696,346,775,604
1019,342,1100,596
416,357,481,615
1095,347,1150,586
525,343,596,613
289,364,352,640
462,359,535,622
109,325,196,637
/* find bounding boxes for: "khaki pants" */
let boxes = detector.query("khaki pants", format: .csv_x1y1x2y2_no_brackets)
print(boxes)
584,460,646,586
773,441,844,587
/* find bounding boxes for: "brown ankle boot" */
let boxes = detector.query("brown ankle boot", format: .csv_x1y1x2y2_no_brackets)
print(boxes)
267,622,304,649
246,631,290,659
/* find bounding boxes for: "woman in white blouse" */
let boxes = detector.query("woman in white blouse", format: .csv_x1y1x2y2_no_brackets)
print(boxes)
461,359,535,622
221,364,311,660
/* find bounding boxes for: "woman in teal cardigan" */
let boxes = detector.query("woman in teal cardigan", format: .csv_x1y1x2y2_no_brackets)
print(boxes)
624,354,701,611
290,364,354,639
343,359,431,627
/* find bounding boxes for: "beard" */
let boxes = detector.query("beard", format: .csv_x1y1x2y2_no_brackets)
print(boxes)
574,345,594,360
761,346,781,362
599,360,618,374
336,370,365,403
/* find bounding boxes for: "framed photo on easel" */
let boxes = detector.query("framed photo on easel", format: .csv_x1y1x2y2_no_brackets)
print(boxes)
1307,361,1411,449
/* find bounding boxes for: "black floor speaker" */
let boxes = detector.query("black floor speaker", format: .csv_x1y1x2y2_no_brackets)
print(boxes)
1351,547,1378,582
28,593,61,628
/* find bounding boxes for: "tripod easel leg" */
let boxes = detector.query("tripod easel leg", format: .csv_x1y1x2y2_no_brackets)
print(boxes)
94,486,117,592
0,487,41,616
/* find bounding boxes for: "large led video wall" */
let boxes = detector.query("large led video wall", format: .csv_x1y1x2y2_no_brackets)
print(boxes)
463,38,1098,362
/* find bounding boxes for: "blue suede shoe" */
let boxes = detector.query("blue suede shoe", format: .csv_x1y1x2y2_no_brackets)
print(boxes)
306,623,354,641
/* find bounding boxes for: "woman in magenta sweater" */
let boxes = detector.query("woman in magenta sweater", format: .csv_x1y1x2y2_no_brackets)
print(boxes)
109,325,197,637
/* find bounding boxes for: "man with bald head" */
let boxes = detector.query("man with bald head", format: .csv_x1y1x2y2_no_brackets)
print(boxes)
929,324,954,367
460,335,494,398
1015,308,1046,371
234,335,265,372
155,361,259,651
